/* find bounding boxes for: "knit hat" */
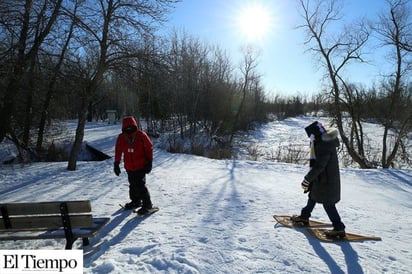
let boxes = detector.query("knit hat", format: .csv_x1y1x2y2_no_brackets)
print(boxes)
305,121,326,138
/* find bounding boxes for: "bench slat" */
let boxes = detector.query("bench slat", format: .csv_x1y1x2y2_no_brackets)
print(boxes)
0,217,110,241
0,201,109,249
0,201,91,216
0,215,93,230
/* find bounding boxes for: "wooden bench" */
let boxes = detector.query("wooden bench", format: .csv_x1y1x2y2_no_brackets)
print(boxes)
0,200,109,249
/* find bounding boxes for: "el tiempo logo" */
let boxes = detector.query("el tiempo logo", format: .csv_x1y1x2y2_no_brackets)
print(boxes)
0,250,83,274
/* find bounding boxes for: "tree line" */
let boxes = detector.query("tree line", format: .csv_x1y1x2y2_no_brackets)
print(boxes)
0,0,411,170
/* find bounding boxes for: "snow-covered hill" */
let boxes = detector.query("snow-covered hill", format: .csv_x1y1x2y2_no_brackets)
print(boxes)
0,118,411,273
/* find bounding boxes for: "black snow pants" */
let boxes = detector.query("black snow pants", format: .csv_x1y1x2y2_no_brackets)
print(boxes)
126,170,152,209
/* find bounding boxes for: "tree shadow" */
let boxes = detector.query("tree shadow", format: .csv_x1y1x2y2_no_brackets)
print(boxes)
273,225,364,273
337,241,363,274
83,209,146,267
301,230,364,274
190,160,248,254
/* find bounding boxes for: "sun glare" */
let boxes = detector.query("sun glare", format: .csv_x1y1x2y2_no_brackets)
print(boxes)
236,3,274,43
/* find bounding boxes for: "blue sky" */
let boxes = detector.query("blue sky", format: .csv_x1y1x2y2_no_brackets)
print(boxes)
165,0,393,97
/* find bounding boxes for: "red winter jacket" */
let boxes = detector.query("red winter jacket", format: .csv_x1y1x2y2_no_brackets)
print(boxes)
114,116,153,171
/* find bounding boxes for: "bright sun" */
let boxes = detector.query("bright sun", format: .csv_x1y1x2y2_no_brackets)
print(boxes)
236,3,274,42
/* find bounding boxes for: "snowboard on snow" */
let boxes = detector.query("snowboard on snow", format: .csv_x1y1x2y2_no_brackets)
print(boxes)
307,228,382,242
273,214,332,228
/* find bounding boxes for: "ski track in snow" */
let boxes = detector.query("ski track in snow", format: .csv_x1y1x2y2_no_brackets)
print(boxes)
0,117,411,273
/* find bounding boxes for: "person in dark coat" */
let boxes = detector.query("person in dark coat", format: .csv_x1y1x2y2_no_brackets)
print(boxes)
114,116,154,214
291,121,345,237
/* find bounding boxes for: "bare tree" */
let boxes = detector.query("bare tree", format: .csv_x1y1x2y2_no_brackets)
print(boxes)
205,46,235,136
371,0,412,168
298,0,373,168
0,0,63,145
35,0,80,153
67,0,178,170
230,45,261,142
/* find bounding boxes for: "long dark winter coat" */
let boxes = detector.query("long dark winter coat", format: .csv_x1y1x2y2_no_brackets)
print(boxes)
305,129,341,205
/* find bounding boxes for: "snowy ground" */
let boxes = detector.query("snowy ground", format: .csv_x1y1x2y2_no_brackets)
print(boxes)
0,117,411,273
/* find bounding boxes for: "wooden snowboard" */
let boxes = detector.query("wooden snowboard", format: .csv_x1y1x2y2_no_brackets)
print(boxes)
273,215,332,228
307,228,382,242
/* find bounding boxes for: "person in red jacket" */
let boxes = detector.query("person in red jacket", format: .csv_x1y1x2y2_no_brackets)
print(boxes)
114,116,153,214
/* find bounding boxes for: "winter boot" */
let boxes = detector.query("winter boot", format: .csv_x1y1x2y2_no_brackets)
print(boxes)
137,206,153,215
124,201,142,210
324,229,346,239
290,215,309,226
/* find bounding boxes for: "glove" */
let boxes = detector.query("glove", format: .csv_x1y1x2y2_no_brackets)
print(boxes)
301,178,311,193
114,162,121,176
144,160,152,174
